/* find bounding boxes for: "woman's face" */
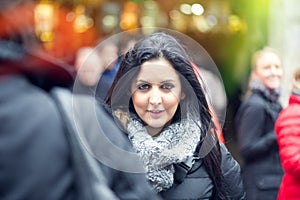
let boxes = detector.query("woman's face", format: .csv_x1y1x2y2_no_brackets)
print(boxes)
254,52,283,90
131,58,184,136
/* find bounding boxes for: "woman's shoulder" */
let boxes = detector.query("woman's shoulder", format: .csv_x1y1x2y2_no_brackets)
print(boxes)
276,100,300,135
243,92,267,107
236,93,267,119
280,96,300,118
219,143,242,174
219,143,246,199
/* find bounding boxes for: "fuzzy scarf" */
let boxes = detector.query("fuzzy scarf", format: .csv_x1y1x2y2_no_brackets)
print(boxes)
127,117,201,192
249,78,280,102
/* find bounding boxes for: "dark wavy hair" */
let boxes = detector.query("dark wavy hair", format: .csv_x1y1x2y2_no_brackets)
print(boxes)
105,32,225,198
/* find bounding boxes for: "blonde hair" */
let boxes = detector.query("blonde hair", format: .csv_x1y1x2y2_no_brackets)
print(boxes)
251,47,281,71
292,67,300,92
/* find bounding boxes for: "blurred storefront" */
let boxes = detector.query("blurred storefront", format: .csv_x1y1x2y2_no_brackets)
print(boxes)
3,0,300,159
25,0,250,90
5,0,298,98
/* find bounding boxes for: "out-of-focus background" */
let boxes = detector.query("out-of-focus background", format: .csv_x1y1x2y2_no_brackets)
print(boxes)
2,0,300,160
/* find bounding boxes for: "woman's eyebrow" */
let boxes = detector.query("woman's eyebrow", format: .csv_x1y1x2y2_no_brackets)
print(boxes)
161,80,175,83
135,80,149,84
135,79,176,85
137,80,175,83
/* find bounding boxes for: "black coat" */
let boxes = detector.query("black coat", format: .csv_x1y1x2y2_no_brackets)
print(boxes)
0,75,160,200
160,143,245,200
235,91,284,200
0,75,76,200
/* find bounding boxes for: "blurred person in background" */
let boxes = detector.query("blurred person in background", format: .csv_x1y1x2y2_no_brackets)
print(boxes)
0,1,161,199
73,46,104,98
95,39,119,101
0,1,79,199
96,34,139,102
275,67,300,200
235,47,284,200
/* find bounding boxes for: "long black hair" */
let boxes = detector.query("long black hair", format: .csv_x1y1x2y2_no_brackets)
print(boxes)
105,32,225,198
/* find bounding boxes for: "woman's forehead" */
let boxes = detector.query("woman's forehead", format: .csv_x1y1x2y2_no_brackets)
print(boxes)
136,59,179,81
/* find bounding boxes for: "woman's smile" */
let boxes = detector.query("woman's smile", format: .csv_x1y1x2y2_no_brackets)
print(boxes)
147,109,165,119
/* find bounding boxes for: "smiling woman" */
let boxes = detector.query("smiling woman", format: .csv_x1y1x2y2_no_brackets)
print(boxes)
235,47,284,200
251,47,283,91
131,59,184,136
104,31,245,199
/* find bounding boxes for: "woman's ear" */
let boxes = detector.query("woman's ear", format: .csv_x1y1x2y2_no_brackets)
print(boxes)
181,92,186,100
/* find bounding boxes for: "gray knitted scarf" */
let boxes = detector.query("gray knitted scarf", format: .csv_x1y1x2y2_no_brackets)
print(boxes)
127,117,201,192
249,78,280,102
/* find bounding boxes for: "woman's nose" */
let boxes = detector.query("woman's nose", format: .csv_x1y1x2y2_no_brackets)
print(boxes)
271,65,282,75
149,89,162,105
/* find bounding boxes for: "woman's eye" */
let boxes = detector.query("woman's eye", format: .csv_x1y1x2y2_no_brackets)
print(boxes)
161,84,174,90
264,65,273,70
275,65,281,69
137,84,150,90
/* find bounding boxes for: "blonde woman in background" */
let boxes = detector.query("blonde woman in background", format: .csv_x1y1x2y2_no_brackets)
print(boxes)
235,47,284,200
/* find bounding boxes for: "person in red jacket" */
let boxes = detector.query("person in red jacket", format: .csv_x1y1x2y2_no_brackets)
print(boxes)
275,67,300,200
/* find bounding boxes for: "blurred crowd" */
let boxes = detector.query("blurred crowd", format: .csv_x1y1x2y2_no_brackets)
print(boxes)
1,1,300,200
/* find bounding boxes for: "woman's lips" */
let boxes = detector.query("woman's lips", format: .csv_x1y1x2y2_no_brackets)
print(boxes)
148,110,164,119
